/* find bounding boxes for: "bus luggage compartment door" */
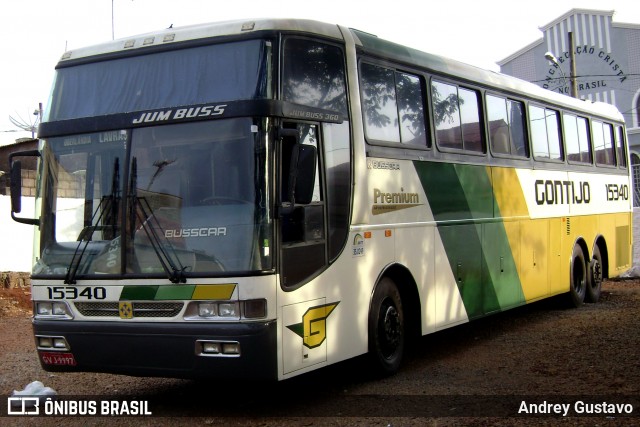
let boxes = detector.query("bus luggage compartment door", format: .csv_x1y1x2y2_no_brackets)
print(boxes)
282,298,329,375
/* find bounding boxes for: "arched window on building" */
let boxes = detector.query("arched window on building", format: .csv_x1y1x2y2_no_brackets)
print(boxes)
632,153,640,207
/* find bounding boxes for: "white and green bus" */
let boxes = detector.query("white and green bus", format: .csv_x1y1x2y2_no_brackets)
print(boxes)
9,19,632,380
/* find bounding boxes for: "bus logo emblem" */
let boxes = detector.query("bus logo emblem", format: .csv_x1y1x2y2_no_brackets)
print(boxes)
119,302,133,319
287,302,339,349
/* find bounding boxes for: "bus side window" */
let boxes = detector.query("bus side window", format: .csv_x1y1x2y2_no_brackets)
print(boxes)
508,100,528,157
432,80,463,150
593,121,615,166
432,80,484,152
577,117,592,164
545,108,563,160
616,125,628,168
487,94,528,158
282,38,348,116
564,113,592,164
361,62,427,146
530,105,562,161
487,95,510,155
397,72,427,146
458,88,484,153
361,63,400,143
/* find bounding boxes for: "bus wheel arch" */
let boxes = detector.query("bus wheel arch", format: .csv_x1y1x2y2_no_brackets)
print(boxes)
586,237,607,303
367,265,420,375
567,240,589,308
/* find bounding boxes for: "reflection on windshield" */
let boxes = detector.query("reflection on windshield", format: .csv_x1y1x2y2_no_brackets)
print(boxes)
35,118,272,280
47,39,270,121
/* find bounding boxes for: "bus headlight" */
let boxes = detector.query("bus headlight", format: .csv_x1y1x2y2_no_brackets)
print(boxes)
186,300,266,320
191,301,239,319
198,303,217,317
35,301,73,319
218,303,237,317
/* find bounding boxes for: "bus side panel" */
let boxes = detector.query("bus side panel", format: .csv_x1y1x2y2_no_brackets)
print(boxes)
492,167,557,302
513,168,632,293
395,225,469,334
483,221,525,311
278,226,396,379
548,217,565,296
415,162,528,318
373,159,470,334
614,212,633,275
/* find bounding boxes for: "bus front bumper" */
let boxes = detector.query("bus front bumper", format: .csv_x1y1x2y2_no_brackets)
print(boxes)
32,319,278,380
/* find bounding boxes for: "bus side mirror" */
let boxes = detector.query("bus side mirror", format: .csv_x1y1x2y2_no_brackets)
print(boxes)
10,160,23,213
279,128,317,213
9,150,40,226
291,144,317,205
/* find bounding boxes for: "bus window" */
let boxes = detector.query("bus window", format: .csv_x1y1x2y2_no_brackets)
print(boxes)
616,126,628,168
546,109,563,160
282,38,348,117
361,63,427,146
432,80,483,152
508,100,528,157
593,121,615,166
361,63,400,143
459,88,484,152
487,94,528,157
564,113,592,164
529,105,562,161
577,116,592,164
432,80,462,150
397,73,427,146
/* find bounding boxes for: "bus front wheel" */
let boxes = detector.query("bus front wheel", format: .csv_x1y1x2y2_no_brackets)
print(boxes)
567,244,587,308
368,277,404,375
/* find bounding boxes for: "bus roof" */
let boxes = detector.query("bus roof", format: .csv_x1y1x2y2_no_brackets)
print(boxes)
57,18,343,64
57,18,623,123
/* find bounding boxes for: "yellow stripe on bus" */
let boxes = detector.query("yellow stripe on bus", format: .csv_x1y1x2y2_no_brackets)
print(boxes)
192,284,236,300
491,167,554,302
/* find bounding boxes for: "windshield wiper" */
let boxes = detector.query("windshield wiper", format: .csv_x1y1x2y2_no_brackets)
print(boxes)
65,158,120,284
147,159,176,190
129,157,187,284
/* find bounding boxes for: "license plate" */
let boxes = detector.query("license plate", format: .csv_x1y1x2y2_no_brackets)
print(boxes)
40,351,77,366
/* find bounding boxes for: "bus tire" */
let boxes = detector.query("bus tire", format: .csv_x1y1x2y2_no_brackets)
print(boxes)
586,245,603,303
567,244,587,308
368,277,404,376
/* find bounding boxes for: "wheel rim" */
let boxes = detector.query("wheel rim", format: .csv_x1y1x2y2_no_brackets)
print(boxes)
379,298,401,359
591,259,603,288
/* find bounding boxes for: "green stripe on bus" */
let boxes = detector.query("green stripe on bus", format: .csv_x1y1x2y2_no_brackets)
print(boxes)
155,285,197,300
413,162,525,318
119,284,236,301
120,285,159,300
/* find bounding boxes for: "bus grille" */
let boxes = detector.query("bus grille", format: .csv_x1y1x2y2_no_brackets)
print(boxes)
74,302,184,318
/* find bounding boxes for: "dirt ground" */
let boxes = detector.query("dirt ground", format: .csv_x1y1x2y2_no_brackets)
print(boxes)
0,278,638,426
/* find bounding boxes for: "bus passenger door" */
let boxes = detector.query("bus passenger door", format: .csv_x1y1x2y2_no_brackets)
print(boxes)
278,122,331,375
278,122,328,289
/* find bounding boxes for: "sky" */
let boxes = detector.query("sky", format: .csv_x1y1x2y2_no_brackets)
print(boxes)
1,0,640,147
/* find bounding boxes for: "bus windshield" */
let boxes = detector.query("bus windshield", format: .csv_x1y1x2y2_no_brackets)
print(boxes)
46,39,270,121
35,118,272,280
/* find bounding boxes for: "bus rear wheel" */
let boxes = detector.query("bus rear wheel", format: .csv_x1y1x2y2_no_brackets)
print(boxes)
586,245,603,303
368,277,404,375
567,244,587,308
